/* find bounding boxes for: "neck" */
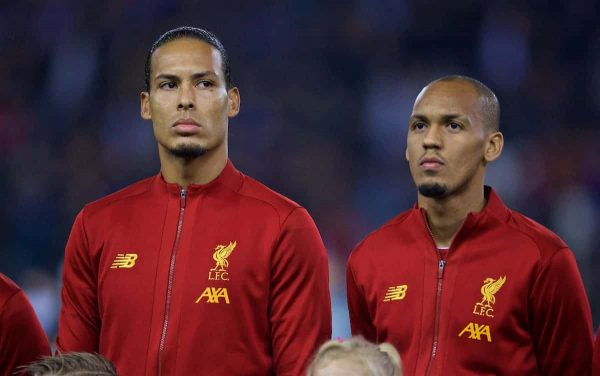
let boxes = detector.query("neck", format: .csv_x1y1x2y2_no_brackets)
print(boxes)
419,185,486,248
159,146,228,188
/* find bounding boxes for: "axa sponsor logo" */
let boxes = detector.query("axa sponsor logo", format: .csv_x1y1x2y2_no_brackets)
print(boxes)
110,253,138,269
458,322,492,342
195,287,230,304
383,285,408,302
208,241,236,281
473,275,506,317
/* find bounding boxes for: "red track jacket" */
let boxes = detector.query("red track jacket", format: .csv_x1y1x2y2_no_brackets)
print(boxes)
347,187,593,375
0,273,51,375
58,161,331,375
594,328,600,376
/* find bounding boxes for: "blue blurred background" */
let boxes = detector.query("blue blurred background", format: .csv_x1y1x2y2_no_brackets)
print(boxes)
1,0,599,343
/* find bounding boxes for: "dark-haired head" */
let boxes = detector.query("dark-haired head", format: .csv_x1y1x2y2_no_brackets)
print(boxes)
144,26,231,92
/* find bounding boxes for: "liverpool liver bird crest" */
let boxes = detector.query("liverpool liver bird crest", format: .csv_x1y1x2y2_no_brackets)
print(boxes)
210,241,237,271
479,276,506,307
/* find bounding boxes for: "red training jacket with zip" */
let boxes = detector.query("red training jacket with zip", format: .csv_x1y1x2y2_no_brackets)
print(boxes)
593,328,600,376
347,187,593,375
57,161,332,376
0,273,51,376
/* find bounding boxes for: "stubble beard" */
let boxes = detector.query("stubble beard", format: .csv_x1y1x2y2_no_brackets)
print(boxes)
169,143,208,159
417,183,448,198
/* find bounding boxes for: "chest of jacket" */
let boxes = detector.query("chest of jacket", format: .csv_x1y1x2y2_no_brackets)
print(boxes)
88,191,282,374
358,224,541,375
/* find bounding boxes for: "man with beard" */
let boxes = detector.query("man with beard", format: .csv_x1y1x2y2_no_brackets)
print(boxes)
57,26,331,376
346,75,593,375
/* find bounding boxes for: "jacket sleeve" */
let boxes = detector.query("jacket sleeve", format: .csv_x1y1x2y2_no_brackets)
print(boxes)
269,207,331,376
594,328,600,376
530,247,593,375
346,254,377,342
56,210,101,352
0,290,51,376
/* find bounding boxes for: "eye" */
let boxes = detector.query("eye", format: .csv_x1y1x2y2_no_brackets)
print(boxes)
159,81,177,90
447,122,462,131
196,80,214,89
412,122,427,131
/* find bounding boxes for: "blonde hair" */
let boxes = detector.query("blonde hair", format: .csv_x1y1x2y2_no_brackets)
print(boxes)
20,352,116,376
307,337,402,376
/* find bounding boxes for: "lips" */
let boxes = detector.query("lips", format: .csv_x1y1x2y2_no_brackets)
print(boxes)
419,156,444,170
173,118,200,134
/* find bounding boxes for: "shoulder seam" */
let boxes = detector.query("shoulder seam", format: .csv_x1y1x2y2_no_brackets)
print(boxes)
537,246,570,273
0,288,23,315
503,211,565,259
233,176,301,226
529,246,570,301
352,211,412,258
84,178,153,211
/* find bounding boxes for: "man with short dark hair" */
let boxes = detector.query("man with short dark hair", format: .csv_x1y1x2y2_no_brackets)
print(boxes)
57,26,331,375
0,272,51,376
347,75,593,374
21,353,116,376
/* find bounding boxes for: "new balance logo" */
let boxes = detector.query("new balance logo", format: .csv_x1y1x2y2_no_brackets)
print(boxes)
458,322,492,342
383,285,408,302
110,253,138,269
195,287,230,304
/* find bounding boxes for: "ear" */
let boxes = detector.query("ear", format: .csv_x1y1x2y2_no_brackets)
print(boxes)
140,91,151,120
405,147,410,161
484,131,503,163
227,87,240,118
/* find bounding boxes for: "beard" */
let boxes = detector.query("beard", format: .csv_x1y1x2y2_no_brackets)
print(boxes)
169,143,207,159
418,183,448,198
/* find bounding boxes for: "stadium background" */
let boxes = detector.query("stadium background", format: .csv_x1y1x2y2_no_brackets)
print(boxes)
1,1,599,343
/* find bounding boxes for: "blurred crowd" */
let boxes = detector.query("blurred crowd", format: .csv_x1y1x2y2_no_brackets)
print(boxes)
1,0,599,343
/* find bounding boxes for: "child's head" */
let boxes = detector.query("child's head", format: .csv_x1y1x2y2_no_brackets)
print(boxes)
307,337,401,376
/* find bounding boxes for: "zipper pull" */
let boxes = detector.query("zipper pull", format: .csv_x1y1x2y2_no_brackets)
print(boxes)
438,260,446,279
180,189,187,208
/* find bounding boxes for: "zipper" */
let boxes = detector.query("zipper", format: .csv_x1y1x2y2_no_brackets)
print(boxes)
421,209,447,376
425,256,446,375
421,209,473,375
158,188,187,375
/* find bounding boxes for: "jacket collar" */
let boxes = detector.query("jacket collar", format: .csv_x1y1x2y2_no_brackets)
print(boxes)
478,186,511,224
413,186,511,240
153,160,243,197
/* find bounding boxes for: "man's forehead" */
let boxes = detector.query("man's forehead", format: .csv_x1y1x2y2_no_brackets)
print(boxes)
154,37,216,54
151,38,222,73
413,81,480,112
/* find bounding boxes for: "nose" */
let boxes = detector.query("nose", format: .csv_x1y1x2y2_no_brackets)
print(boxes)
177,84,195,110
423,124,442,149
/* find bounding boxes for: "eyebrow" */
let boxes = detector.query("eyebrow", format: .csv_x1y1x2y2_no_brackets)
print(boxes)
409,114,428,122
410,113,470,123
154,71,218,81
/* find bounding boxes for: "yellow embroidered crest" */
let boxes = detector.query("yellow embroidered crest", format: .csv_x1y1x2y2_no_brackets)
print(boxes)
473,276,506,317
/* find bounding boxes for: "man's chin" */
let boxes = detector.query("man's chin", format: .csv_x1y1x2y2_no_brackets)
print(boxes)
417,183,448,198
169,144,208,158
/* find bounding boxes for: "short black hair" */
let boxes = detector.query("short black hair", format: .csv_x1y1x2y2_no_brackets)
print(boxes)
144,26,231,92
429,75,500,131
20,352,117,376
